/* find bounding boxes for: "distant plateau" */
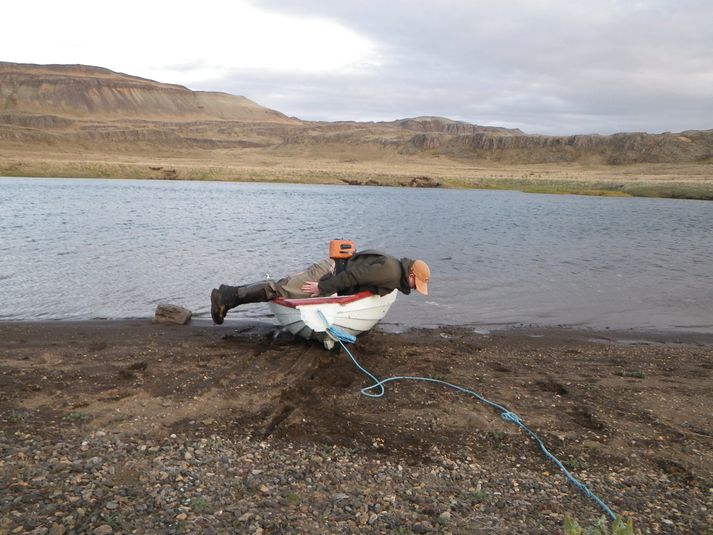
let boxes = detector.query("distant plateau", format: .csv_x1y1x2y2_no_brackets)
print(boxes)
1,61,711,199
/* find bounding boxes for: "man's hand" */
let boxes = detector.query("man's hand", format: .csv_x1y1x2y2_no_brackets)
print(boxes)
301,281,320,297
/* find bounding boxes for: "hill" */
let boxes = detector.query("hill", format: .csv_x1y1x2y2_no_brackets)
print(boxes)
1,62,712,198
0,62,295,123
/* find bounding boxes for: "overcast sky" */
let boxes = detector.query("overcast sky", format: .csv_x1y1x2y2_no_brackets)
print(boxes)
4,0,713,134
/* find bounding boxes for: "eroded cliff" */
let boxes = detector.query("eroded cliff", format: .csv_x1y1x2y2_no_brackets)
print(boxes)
1,62,712,166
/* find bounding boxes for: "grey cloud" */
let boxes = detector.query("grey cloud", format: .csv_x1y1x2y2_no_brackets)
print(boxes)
192,1,713,134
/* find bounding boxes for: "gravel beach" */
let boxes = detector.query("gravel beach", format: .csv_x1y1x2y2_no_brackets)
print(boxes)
1,321,712,534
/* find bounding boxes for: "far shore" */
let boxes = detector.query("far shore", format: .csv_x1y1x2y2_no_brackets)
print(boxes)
2,150,712,200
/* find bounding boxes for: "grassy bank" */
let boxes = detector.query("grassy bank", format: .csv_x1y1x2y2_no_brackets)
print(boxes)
2,152,712,200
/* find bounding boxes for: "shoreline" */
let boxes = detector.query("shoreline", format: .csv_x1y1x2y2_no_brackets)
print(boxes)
3,318,713,345
2,157,712,201
2,320,712,533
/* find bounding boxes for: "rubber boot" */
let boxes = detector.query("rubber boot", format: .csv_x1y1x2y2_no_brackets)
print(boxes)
210,284,241,325
210,282,275,324
237,282,276,304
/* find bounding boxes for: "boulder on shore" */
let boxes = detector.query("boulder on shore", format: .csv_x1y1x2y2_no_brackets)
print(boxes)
153,304,192,325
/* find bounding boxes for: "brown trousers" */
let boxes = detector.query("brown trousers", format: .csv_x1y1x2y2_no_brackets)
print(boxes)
265,258,335,299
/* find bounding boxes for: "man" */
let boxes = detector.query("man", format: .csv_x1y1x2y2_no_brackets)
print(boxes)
210,250,430,325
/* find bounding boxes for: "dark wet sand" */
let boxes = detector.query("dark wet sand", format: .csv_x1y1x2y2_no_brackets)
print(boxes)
1,321,712,533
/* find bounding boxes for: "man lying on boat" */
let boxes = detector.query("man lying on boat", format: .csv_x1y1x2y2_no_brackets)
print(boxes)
210,250,430,325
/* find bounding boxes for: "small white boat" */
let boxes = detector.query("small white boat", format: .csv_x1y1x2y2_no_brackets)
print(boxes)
268,290,398,349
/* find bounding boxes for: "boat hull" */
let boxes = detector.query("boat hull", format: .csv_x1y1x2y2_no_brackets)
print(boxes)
268,290,398,349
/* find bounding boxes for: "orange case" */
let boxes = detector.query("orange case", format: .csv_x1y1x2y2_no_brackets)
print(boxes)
329,239,356,259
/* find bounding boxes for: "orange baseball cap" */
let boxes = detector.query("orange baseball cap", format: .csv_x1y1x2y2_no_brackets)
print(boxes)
411,260,430,295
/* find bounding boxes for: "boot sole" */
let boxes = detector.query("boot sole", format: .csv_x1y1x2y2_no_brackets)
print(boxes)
210,288,224,325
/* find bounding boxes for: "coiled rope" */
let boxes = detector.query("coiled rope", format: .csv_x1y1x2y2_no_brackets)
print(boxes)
318,313,617,521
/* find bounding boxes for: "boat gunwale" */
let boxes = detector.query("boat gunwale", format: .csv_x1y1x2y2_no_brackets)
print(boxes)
270,291,375,309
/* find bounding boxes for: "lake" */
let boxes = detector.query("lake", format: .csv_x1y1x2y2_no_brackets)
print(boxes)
1,177,712,333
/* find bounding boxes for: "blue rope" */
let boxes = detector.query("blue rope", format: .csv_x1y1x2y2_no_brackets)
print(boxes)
318,313,617,521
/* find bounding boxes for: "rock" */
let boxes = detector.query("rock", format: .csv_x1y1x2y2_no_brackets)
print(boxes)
412,521,433,533
93,525,113,535
399,175,442,188
153,304,192,325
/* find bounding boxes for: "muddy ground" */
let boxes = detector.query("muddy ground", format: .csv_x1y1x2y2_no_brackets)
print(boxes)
1,321,712,534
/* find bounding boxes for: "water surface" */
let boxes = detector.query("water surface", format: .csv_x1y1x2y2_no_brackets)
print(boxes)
1,177,711,333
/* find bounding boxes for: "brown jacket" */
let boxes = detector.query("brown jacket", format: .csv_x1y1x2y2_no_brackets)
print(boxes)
318,250,414,296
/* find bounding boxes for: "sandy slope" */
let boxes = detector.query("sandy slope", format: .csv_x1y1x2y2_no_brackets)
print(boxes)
1,321,711,532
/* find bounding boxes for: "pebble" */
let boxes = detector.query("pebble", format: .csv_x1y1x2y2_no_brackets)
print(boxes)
413,520,434,533
1,429,709,534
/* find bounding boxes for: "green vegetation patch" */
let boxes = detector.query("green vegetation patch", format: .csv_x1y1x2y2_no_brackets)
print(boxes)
615,369,646,379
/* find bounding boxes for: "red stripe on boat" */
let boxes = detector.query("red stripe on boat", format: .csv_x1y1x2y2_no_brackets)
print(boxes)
271,291,374,309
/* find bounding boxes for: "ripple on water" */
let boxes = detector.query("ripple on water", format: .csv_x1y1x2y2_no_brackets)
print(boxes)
1,177,712,333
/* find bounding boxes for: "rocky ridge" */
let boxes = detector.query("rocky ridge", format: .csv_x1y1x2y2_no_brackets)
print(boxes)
1,61,712,165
